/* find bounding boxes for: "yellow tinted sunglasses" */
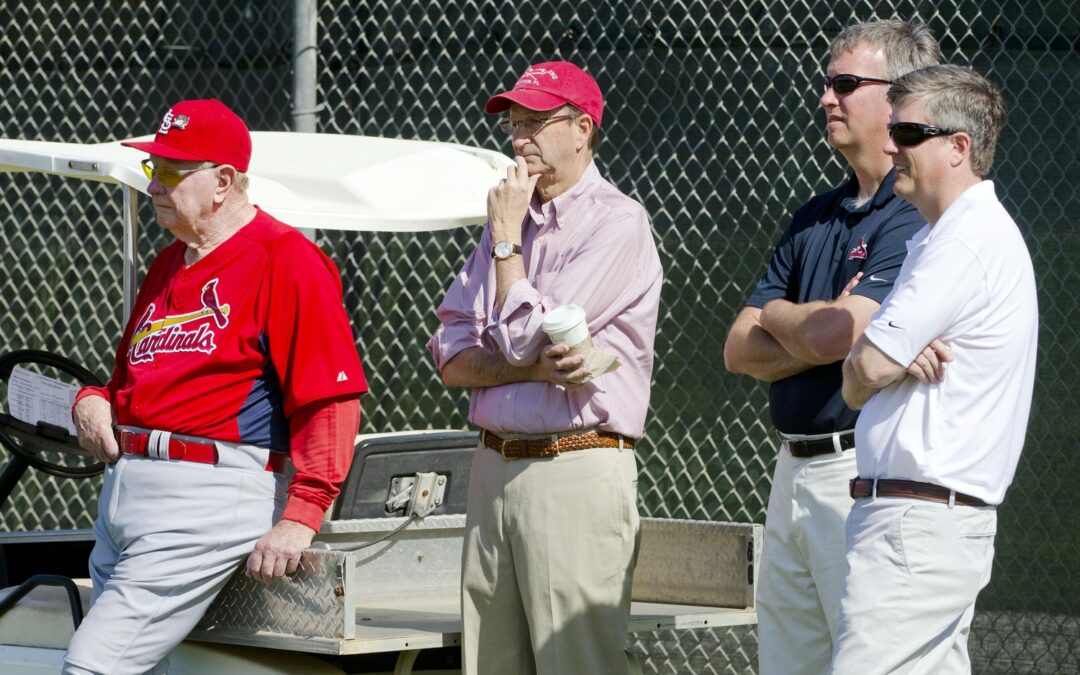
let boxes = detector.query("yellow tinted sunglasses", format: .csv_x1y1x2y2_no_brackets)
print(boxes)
140,158,217,188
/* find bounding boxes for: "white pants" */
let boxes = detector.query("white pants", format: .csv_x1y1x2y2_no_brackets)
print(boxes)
461,442,640,675
63,453,286,675
830,497,997,675
757,443,857,675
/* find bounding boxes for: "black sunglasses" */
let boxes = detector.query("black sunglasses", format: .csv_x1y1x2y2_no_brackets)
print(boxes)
823,73,892,95
888,122,960,147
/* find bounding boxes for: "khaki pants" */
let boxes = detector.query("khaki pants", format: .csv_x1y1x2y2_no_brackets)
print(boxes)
461,441,640,675
830,497,997,674
757,443,857,675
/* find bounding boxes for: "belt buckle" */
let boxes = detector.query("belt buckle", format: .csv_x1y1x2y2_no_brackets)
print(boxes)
499,437,510,460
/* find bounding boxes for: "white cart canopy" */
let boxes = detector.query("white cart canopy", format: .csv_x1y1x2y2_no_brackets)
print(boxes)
0,131,512,232
0,131,510,318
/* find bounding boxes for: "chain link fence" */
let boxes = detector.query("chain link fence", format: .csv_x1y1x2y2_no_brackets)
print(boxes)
1,1,1077,672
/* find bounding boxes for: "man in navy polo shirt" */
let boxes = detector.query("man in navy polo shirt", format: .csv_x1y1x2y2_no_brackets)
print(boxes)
723,20,940,675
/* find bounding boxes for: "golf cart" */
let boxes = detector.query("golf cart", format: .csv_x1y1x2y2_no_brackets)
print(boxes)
0,133,760,674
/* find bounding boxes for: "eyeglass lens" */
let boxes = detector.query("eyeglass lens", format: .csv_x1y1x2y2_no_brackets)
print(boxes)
140,159,210,187
497,114,574,135
889,123,956,147
823,74,891,95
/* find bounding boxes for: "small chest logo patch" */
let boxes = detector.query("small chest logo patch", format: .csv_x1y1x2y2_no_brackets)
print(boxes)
848,237,868,260
128,279,231,365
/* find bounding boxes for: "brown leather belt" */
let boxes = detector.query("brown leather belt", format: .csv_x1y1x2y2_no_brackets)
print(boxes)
784,431,855,458
118,429,288,473
849,478,990,507
482,429,634,459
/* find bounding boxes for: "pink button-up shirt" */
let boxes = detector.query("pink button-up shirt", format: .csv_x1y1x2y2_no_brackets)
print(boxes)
427,161,662,438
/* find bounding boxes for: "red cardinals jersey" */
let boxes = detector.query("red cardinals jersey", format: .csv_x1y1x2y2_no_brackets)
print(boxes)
93,208,366,449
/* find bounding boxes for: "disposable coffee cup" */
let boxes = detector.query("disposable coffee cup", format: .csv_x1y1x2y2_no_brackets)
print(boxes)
542,305,590,348
543,304,620,385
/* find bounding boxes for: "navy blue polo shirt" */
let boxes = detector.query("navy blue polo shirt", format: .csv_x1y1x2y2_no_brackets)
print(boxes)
747,170,925,435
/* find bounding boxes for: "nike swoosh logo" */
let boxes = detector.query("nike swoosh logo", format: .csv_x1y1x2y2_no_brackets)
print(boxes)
868,274,886,282
888,320,905,330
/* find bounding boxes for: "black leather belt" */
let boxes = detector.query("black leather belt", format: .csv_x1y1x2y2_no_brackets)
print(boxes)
850,478,990,507
783,431,855,458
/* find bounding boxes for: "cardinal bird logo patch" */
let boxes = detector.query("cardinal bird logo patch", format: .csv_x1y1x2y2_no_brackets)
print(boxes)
127,279,231,365
848,237,868,260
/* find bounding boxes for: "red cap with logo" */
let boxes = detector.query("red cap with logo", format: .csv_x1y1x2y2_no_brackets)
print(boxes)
484,61,604,129
122,99,252,172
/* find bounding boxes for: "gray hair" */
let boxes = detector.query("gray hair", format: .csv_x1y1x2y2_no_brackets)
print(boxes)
564,105,602,151
830,19,942,80
888,64,1007,177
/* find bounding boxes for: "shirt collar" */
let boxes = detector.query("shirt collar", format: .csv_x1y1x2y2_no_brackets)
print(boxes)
840,168,900,214
526,160,602,230
926,180,996,242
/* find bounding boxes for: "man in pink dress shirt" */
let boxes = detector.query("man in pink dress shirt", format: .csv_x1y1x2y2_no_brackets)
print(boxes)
427,61,663,674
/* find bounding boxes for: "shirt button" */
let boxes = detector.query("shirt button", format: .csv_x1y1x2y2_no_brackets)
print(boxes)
505,394,511,401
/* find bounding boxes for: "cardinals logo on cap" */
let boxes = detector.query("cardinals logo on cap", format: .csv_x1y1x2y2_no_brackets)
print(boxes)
157,110,177,135
157,111,191,135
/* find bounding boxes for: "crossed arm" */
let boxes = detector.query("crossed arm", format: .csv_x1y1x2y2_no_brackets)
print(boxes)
842,335,953,409
723,273,874,382
440,343,589,389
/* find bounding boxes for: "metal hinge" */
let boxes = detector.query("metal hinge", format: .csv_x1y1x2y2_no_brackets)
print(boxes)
385,472,447,518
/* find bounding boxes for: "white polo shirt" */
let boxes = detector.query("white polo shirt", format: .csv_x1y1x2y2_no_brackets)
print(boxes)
855,181,1038,505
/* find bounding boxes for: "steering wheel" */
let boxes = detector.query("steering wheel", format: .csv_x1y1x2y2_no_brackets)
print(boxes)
0,350,106,479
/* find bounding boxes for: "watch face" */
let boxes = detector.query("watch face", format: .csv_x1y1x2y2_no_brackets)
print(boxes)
494,241,513,259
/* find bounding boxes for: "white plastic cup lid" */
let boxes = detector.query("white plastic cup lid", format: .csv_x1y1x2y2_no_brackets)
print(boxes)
542,305,587,335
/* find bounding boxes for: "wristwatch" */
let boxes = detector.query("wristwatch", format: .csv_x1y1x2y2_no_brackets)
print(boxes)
491,240,522,261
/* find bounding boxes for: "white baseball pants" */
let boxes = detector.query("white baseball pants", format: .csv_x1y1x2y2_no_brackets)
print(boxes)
63,451,285,675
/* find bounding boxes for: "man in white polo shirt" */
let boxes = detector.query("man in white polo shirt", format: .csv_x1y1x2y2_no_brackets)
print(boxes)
835,64,1038,674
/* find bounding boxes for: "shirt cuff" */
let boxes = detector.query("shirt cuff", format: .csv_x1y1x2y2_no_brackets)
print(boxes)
863,322,913,369
280,498,325,533
488,278,544,363
499,277,541,320
427,327,482,371
72,386,111,419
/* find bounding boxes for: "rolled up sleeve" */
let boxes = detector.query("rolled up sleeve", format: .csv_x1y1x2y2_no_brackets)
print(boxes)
486,277,547,365
427,229,494,370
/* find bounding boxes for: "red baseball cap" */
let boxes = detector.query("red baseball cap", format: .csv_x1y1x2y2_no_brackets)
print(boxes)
484,61,604,129
122,99,252,172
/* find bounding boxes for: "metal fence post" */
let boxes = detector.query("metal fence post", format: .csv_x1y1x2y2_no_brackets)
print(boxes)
292,0,318,134
292,0,318,242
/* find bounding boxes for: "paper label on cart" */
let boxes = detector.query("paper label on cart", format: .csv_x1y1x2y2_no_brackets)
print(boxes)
7,366,79,435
